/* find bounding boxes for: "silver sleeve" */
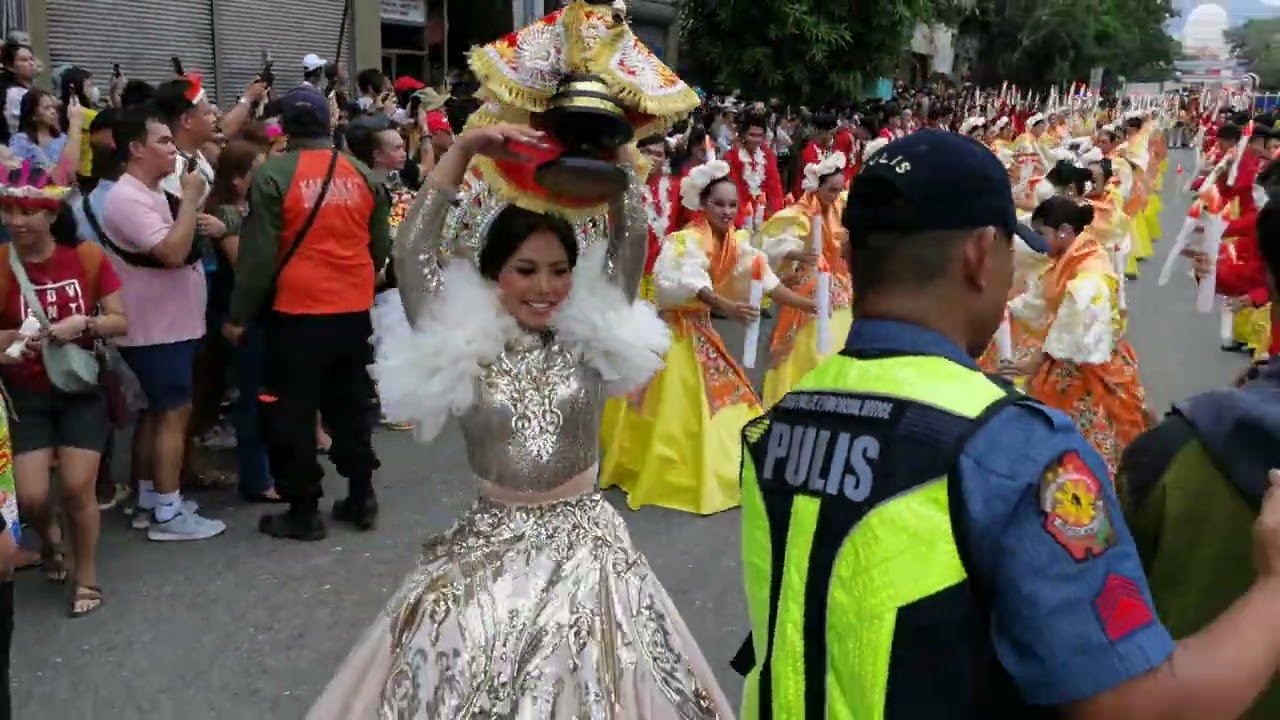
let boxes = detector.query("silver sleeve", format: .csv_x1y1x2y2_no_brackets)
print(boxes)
395,181,459,327
604,166,649,304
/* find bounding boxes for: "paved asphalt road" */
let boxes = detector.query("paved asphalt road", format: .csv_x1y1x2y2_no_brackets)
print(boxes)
12,149,1249,719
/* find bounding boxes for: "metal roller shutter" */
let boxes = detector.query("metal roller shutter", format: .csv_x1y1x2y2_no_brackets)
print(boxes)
47,0,217,101
213,0,352,107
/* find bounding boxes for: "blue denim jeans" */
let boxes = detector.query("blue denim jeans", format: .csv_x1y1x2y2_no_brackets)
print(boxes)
236,325,274,496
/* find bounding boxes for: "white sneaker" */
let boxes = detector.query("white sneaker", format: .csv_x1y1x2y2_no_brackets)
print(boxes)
131,499,200,530
147,506,226,542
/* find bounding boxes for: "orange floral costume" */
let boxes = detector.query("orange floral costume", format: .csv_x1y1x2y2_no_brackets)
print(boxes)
1015,229,1151,475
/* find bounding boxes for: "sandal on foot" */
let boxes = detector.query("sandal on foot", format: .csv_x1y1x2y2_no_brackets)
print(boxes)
42,543,67,584
69,585,103,618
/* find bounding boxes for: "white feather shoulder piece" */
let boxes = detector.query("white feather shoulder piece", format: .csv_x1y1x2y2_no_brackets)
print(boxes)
555,243,672,396
371,261,516,442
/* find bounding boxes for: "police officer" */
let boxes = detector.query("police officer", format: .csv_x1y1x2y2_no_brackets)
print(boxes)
735,129,1280,719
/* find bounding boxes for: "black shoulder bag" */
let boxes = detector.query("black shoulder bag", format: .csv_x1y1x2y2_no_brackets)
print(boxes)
255,148,341,318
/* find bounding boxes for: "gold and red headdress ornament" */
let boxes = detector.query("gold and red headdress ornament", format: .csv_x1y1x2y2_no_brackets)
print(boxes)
461,0,699,220
0,160,72,212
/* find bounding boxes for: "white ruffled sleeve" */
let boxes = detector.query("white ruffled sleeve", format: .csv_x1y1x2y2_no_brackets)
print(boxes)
758,213,808,271
1042,272,1115,364
653,233,712,309
372,260,515,442
555,243,671,396
1009,285,1049,331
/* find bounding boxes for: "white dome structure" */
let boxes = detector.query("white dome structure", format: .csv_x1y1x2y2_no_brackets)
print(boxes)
1181,3,1231,58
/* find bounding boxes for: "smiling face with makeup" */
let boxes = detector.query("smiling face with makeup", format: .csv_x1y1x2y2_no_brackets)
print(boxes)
701,178,739,234
479,206,579,331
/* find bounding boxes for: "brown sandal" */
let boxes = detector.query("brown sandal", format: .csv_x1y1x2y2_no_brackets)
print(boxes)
69,585,103,618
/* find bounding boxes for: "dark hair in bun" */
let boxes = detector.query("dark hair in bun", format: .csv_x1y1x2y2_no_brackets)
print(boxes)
1046,160,1093,196
1032,195,1094,234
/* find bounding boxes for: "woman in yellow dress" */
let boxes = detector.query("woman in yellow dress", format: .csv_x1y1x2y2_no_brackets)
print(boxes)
758,150,854,406
1006,196,1151,476
599,159,817,515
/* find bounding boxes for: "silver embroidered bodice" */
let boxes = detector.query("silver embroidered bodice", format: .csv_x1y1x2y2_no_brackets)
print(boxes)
459,330,604,491
394,166,648,494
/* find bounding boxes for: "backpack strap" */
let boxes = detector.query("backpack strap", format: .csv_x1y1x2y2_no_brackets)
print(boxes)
75,242,104,304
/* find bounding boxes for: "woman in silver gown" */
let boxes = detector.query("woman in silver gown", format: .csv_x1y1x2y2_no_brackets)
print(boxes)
309,124,734,719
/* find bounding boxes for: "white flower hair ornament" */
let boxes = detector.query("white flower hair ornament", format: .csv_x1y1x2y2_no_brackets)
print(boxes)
1026,113,1046,127
960,116,986,135
994,116,1011,131
680,159,733,211
862,138,889,160
801,151,848,193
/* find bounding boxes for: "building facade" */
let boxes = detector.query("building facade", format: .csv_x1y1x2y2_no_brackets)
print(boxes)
8,0,679,104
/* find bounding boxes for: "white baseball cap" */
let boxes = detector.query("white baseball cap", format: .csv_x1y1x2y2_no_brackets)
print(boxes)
302,53,327,72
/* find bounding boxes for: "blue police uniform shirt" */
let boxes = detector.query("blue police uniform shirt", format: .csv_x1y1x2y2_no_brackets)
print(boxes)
845,318,1175,706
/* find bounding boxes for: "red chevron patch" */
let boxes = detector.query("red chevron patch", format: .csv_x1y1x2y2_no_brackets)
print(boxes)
1094,574,1154,641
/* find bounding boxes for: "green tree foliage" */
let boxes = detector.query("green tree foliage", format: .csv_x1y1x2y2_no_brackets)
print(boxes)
1226,19,1280,89
963,0,1177,87
677,0,935,104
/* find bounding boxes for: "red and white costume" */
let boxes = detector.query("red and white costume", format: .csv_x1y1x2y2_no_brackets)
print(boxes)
726,142,785,229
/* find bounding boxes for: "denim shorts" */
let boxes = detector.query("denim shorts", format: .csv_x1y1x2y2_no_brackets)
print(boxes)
119,339,200,413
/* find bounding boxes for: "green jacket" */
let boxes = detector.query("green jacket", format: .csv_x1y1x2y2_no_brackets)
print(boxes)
1121,363,1280,720
229,137,391,326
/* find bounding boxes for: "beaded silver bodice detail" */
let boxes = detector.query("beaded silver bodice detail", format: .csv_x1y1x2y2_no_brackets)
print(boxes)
393,165,648,493
458,330,604,492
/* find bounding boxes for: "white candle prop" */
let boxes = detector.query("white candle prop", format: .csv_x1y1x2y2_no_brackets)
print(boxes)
754,201,765,234
1218,298,1234,347
4,316,39,358
995,307,1013,363
742,256,766,369
1195,210,1228,314
810,212,823,255
815,258,832,355
1158,215,1200,286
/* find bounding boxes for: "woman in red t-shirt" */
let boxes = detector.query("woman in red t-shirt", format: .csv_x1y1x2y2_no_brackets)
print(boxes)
0,164,126,617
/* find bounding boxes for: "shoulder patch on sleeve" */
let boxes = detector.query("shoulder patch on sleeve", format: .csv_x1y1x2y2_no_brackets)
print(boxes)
1094,573,1155,641
1040,450,1116,561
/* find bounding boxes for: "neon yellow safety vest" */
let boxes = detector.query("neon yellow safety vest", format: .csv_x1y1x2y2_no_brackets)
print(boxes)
739,352,1026,720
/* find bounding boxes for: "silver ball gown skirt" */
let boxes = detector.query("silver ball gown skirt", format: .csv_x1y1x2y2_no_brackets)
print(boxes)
308,492,734,719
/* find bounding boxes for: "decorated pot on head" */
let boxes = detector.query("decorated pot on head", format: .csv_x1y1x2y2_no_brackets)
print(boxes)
442,0,699,255
536,73,635,202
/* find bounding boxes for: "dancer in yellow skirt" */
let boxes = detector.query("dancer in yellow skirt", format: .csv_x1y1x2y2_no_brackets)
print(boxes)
758,150,855,406
599,159,817,515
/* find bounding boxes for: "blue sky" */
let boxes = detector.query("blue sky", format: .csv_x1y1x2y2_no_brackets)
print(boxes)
1167,0,1279,34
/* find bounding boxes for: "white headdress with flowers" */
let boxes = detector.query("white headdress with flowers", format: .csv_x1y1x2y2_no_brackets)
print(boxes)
960,116,986,135
994,116,1011,131
862,138,889,161
801,151,847,192
680,159,732,210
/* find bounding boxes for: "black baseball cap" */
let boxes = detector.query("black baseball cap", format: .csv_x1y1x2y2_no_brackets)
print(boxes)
844,129,1049,253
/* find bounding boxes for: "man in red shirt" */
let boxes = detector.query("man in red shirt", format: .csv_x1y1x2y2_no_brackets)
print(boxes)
637,134,679,275
792,112,838,199
833,121,859,185
726,112,785,228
